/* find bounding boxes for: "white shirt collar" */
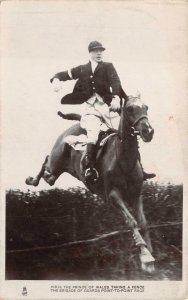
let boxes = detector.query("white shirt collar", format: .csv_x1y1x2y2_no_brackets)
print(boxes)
90,59,98,73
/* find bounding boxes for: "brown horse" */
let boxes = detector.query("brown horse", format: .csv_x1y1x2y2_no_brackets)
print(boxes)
26,96,155,273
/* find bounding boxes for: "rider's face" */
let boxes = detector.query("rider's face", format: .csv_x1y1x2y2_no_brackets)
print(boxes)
90,49,103,62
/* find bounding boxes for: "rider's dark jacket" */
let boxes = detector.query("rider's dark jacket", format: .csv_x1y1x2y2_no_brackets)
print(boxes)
50,61,127,106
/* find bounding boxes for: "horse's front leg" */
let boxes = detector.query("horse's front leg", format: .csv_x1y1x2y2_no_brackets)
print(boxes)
108,187,155,273
135,194,153,253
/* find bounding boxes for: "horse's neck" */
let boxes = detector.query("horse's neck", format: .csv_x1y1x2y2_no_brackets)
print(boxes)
117,110,139,167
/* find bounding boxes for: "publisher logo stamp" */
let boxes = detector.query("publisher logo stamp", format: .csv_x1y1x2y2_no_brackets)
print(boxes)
22,287,28,296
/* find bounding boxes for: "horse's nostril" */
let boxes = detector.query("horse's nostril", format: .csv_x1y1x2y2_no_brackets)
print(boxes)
141,127,154,141
145,127,154,136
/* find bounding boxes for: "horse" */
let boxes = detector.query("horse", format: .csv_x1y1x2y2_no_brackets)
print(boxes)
26,95,155,273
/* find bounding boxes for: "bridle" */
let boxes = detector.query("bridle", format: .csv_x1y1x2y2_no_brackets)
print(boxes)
130,114,148,137
123,97,148,137
107,100,149,174
108,97,148,138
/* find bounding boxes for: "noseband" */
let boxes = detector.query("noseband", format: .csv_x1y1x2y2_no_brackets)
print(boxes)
130,115,148,137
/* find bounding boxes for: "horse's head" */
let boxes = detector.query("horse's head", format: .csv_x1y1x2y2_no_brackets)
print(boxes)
123,95,154,142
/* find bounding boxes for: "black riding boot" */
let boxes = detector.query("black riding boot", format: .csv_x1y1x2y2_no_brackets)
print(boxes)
84,143,99,183
138,151,156,181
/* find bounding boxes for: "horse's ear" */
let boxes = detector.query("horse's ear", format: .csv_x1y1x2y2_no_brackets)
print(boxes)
136,90,141,99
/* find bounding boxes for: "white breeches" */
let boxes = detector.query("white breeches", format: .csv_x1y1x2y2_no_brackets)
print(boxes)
80,114,103,144
80,98,119,144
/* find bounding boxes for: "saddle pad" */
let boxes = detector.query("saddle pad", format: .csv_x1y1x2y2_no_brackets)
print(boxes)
64,133,116,151
63,134,88,151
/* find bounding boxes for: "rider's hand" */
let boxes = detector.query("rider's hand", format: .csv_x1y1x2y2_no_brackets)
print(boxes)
110,96,121,112
52,78,62,92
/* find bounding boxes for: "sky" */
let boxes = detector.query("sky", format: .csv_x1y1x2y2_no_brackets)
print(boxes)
1,1,188,191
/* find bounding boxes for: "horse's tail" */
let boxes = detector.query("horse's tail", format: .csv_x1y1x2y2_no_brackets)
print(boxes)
57,111,81,121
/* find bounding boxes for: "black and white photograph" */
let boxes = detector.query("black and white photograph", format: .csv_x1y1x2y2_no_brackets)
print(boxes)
0,1,187,299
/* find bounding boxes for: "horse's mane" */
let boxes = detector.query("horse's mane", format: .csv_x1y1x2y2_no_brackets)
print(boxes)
123,94,141,107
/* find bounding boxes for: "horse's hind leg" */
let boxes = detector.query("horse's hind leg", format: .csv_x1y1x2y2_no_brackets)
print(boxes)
42,142,71,186
25,156,49,186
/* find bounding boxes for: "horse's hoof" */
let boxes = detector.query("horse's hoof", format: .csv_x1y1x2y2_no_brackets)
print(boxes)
45,175,56,186
140,246,155,263
48,179,55,186
143,172,156,181
25,177,39,186
32,179,39,186
141,261,155,274
139,246,155,273
25,176,33,185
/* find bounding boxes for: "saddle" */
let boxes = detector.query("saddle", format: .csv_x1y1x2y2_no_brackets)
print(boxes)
59,111,118,183
63,128,117,153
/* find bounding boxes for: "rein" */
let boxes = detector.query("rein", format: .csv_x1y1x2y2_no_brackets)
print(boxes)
108,108,148,141
99,103,147,178
109,105,148,175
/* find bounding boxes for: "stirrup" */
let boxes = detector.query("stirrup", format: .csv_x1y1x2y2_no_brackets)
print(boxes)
84,167,99,183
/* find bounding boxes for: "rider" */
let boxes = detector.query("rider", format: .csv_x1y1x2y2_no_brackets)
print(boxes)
50,41,155,182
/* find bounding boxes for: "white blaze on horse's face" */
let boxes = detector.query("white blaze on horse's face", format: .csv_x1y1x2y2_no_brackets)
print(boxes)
126,97,154,142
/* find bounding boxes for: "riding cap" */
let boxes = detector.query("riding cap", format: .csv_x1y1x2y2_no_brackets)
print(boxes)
88,41,106,52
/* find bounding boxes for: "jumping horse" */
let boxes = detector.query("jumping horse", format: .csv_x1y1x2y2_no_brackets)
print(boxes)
26,95,155,273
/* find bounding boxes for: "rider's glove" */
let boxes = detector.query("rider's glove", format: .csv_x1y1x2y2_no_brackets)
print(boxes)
52,78,62,92
110,95,121,112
